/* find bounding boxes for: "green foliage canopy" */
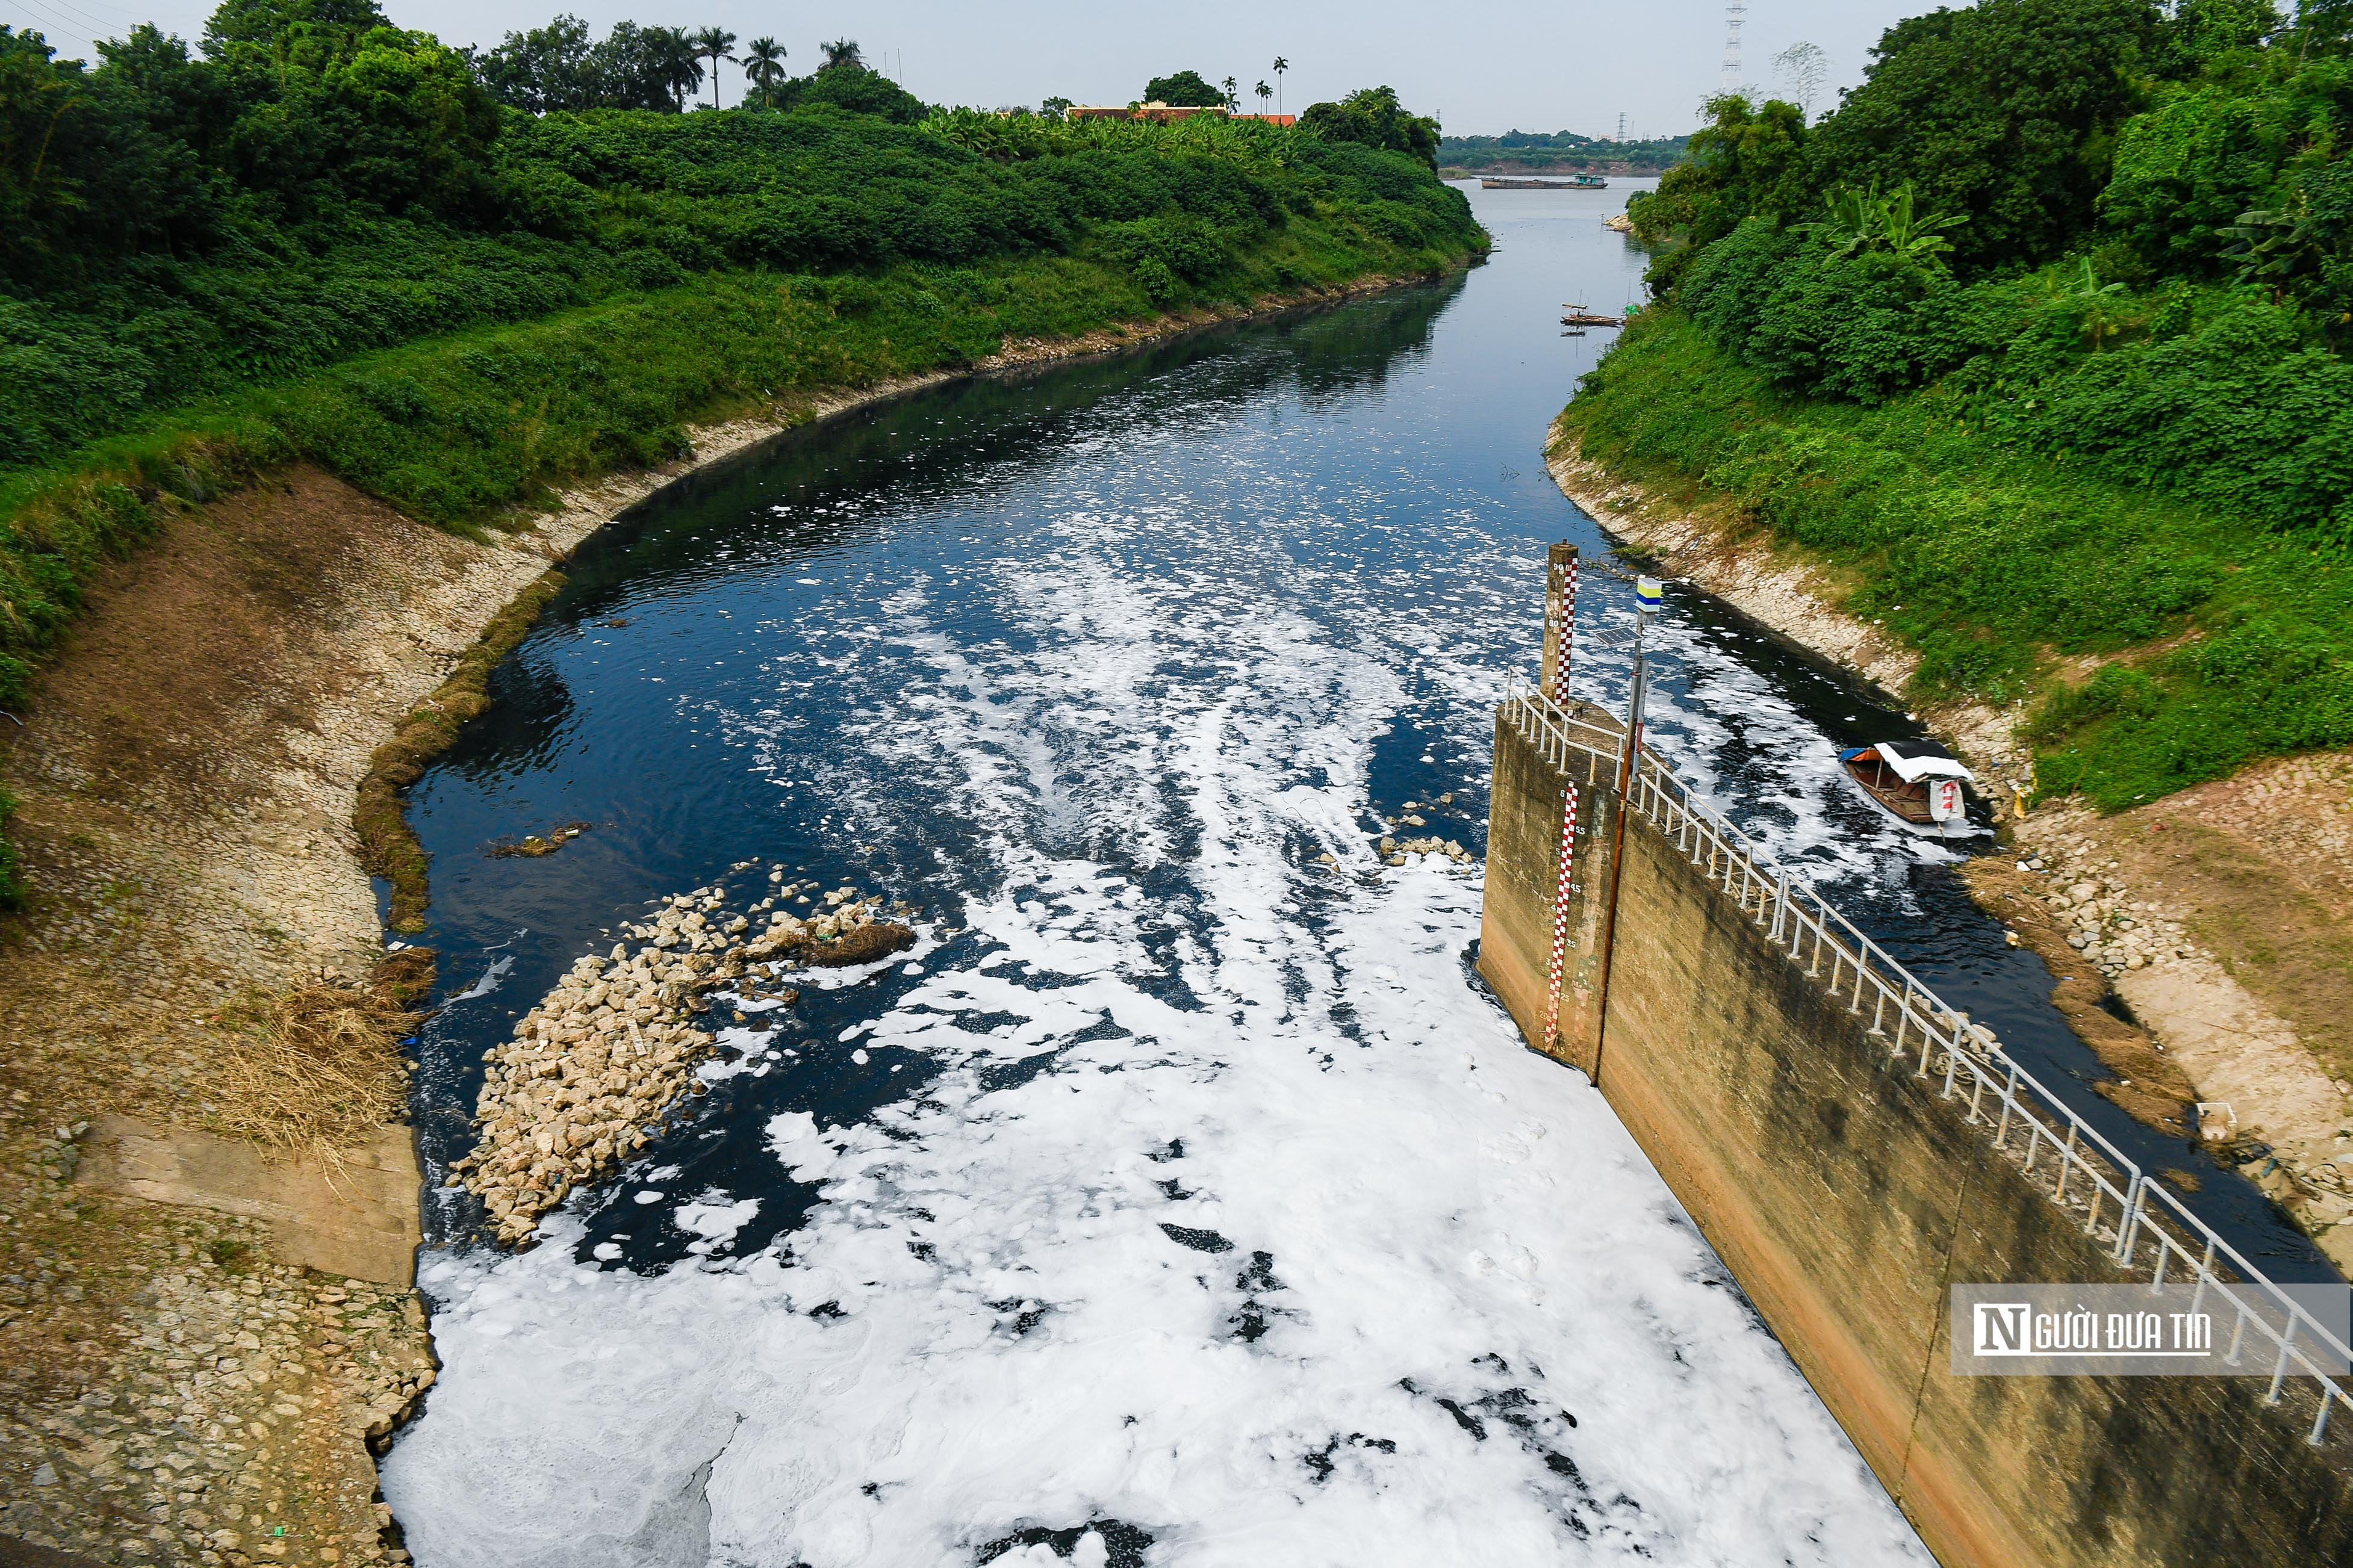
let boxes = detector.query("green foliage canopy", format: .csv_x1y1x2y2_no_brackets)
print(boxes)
1142,70,1225,108
1804,0,2163,272
1298,86,1440,171
1568,0,2353,807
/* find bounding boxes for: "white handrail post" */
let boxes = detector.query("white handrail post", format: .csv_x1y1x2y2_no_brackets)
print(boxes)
2113,1176,2144,1265
2268,1319,2297,1405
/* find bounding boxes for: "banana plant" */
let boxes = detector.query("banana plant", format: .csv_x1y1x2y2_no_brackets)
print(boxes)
1805,179,1967,264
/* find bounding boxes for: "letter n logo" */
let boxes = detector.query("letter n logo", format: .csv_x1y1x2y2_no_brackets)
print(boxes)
1975,1302,2031,1356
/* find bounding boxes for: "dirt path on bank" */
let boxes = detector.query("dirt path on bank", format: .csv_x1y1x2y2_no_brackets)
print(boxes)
1544,424,2353,1273
0,276,1430,1568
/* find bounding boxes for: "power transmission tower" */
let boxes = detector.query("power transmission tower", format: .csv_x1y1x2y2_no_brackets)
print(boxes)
1720,1,1746,92
1617,111,1627,141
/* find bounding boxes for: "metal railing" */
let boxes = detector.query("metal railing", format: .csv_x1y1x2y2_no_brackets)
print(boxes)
1501,674,2353,1445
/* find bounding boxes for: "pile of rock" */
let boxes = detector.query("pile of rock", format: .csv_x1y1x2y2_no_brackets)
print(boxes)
1376,793,1474,867
1380,834,1473,867
447,870,914,1246
2009,829,2202,980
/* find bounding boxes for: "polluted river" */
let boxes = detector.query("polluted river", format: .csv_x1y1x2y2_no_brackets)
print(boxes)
375,185,2307,1566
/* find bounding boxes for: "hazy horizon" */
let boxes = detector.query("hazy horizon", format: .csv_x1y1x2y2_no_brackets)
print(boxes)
3,0,1938,138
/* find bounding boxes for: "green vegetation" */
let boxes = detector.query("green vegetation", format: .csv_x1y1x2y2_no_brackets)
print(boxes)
0,2,1478,905
1298,87,1441,170
0,786,19,905
1438,129,1691,175
1567,0,2353,810
1144,70,1227,109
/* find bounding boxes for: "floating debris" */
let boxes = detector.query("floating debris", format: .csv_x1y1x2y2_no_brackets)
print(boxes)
487,822,594,858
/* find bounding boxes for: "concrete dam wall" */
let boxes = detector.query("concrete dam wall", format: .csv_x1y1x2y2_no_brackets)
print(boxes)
1478,571,2353,1567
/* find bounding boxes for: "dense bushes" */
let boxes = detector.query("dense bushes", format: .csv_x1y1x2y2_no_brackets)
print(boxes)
1621,0,2353,538
1575,0,2353,805
0,16,1474,474
1296,87,1442,170
1800,0,2164,272
0,1,1477,731
1560,312,2353,807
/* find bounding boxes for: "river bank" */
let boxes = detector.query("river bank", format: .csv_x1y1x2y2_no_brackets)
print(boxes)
0,270,1446,1568
1545,420,2353,1274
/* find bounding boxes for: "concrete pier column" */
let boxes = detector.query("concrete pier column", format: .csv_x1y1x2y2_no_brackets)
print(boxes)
1540,542,1577,702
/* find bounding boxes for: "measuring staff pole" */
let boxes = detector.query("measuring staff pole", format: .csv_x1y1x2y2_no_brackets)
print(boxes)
1540,545,1579,1057
1588,575,1661,1086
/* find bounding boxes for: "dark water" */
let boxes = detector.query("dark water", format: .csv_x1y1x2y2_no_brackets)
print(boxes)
376,185,2318,1567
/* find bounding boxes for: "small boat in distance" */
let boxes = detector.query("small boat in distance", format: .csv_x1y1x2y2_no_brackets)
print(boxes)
1481,173,1609,190
1840,740,1972,831
1560,304,1626,327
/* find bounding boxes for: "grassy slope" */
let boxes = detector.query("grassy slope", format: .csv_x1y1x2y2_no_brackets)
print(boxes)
0,208,1478,902
1558,309,2353,810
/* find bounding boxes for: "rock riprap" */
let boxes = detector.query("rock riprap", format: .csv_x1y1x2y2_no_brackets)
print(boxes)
446,871,916,1245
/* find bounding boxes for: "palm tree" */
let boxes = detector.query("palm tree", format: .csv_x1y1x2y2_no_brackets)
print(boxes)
1221,75,1239,111
821,37,862,70
690,25,736,108
1254,79,1271,116
743,36,785,107
654,26,704,111
1271,55,1288,115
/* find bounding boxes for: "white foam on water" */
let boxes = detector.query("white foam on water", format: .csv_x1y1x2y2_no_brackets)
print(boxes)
384,474,1933,1564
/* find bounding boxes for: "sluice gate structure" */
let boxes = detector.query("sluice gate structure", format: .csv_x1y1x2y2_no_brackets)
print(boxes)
1479,545,2353,1568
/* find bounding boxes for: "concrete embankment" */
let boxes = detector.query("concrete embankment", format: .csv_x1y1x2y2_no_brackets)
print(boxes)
1480,674,2353,1567
0,272,1440,1567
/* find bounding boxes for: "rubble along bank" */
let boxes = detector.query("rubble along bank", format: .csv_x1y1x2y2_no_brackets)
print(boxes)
0,271,1449,1567
1543,421,2353,1275
450,875,912,1248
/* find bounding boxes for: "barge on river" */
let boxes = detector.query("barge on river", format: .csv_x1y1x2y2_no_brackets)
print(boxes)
1481,174,1609,190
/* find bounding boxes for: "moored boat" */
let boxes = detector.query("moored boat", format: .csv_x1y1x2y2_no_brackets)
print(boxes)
1839,739,1973,831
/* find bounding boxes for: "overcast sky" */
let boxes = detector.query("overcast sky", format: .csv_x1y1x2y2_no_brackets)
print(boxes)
5,0,1942,138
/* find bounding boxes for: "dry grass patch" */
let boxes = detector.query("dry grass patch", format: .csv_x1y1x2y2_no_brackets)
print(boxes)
211,950,434,1160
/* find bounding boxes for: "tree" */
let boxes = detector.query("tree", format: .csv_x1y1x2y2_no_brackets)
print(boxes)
1771,40,1827,121
1040,93,1071,118
580,21,700,110
477,14,596,112
1624,93,1811,295
1142,69,1223,108
820,38,861,70
202,0,388,60
1802,0,2162,273
1271,55,1287,115
1298,85,1441,169
689,25,733,108
742,35,784,107
1221,74,1238,111
1254,79,1271,115
782,57,926,122
474,14,703,111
